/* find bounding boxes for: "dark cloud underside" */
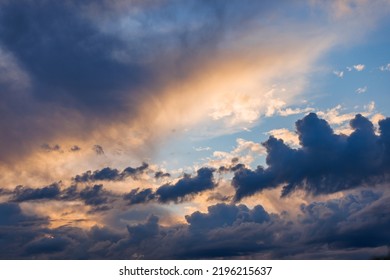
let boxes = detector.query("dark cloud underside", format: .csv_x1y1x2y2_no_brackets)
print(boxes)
232,113,390,201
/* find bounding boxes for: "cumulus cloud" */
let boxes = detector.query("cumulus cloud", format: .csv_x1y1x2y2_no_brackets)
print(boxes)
73,163,149,183
353,64,365,71
266,128,300,147
11,183,61,202
317,103,375,126
1,183,117,213
123,167,216,204
1,0,390,261
157,167,216,203
1,187,390,259
123,188,156,205
232,113,390,201
186,203,270,232
2,0,382,169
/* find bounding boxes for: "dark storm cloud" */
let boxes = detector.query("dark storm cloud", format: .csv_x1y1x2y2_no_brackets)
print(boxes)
126,215,159,243
2,189,390,259
0,1,148,110
123,167,216,204
0,202,49,259
218,163,246,173
156,167,216,203
0,202,47,227
2,183,115,211
73,162,149,183
292,190,390,256
185,203,270,232
11,183,61,202
218,157,245,173
122,163,149,178
79,184,109,206
232,113,390,201
123,188,156,205
24,236,70,256
0,0,284,163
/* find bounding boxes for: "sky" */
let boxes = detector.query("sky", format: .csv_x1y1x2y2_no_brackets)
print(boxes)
0,0,390,259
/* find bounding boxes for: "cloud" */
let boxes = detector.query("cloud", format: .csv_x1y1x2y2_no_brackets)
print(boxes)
11,183,61,202
41,144,62,153
194,146,211,152
0,166,217,206
154,171,171,179
1,187,390,259
1,183,117,212
0,202,47,227
266,128,300,147
92,145,105,155
209,138,266,169
317,103,375,126
79,184,110,206
70,145,81,152
356,86,367,94
186,203,270,232
277,107,314,117
0,0,365,167
353,64,365,71
123,188,156,205
379,63,390,71
126,215,160,243
123,167,216,204
24,236,70,256
333,70,344,78
156,167,216,203
73,163,149,183
232,113,390,201
0,0,388,195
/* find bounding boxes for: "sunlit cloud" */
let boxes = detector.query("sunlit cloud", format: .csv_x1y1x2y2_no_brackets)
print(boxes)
353,64,365,71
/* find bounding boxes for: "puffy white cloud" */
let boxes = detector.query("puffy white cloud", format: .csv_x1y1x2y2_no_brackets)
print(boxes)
353,64,365,71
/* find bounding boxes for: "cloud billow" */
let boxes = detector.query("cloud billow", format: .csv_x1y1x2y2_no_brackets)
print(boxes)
233,113,390,201
124,167,216,204
11,183,61,202
73,163,149,183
